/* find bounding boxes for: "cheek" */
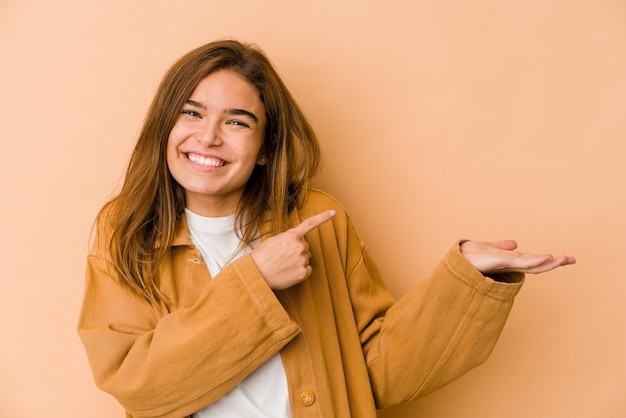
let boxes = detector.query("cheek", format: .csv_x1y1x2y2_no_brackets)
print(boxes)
247,134,265,159
167,121,189,148
165,137,176,164
165,133,184,172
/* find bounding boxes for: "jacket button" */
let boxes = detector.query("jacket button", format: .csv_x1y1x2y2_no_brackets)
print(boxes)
300,391,315,406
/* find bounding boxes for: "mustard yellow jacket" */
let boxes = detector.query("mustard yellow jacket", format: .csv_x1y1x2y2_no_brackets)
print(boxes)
78,190,524,418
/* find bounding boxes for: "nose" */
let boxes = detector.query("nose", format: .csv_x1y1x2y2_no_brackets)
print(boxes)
196,121,223,147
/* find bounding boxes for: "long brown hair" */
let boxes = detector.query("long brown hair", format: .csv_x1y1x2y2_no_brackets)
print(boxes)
104,39,321,304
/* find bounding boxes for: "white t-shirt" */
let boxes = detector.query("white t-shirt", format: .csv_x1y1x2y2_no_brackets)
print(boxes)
185,209,291,418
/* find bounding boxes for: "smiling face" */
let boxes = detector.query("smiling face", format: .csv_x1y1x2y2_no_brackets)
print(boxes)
166,70,267,216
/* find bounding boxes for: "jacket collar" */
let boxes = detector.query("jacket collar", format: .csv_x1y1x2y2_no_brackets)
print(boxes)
170,213,194,247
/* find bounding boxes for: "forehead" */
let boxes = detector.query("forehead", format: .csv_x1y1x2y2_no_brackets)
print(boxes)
190,71,262,107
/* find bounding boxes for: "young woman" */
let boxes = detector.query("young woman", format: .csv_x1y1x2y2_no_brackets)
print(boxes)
78,40,575,418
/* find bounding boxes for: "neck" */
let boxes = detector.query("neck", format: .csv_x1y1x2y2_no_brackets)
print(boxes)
185,193,240,217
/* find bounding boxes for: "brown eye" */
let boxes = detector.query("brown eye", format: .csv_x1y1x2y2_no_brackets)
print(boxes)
181,109,201,118
226,120,250,128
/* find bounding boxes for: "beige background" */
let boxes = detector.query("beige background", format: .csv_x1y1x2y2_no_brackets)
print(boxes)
1,0,625,416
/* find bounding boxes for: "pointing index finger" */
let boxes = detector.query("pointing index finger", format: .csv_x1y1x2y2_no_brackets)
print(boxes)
291,210,336,238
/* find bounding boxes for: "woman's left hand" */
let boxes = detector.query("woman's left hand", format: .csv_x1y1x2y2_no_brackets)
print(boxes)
460,240,576,275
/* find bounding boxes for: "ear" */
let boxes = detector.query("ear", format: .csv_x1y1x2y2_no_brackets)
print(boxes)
256,154,267,165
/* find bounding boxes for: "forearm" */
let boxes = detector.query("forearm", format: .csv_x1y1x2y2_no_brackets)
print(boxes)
365,243,524,408
79,254,299,417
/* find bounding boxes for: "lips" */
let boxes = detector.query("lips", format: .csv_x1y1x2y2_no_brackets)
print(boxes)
187,152,227,168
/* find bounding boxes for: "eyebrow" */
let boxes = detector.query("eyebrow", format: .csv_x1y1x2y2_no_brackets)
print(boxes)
225,108,258,124
185,99,206,110
185,100,259,124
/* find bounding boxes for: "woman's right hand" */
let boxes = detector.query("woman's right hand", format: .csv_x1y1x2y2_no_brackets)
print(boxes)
251,210,336,289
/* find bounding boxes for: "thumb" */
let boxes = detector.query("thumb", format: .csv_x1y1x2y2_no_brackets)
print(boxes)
489,240,518,251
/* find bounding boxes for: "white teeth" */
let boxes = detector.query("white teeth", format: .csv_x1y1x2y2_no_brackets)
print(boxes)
188,153,225,167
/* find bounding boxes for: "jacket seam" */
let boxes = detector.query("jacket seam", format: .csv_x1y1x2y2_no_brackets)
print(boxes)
233,262,280,332
282,294,323,417
345,242,366,279
411,288,481,398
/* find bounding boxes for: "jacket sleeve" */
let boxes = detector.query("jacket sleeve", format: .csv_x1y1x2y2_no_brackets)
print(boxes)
77,215,300,418
346,235,524,408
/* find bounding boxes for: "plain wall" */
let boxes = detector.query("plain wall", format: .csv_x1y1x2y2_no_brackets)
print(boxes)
1,0,624,416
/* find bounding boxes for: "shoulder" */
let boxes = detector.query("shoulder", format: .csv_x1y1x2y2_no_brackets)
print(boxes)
300,189,348,217
90,200,118,255
299,189,366,265
298,189,359,240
